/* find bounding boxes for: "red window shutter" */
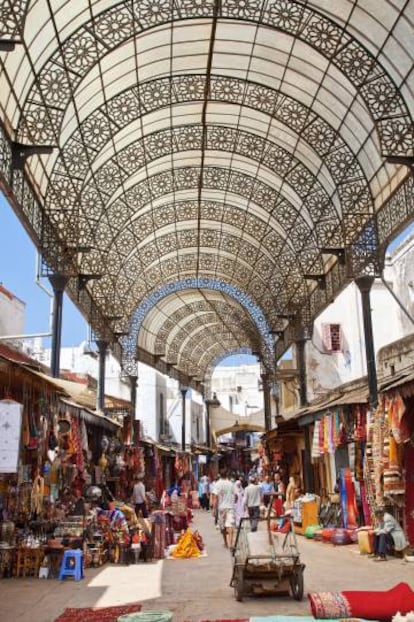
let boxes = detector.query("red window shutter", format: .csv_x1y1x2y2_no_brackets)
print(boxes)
321,323,332,351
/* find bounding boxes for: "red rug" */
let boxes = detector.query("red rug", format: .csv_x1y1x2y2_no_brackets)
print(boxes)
308,582,414,620
54,602,142,621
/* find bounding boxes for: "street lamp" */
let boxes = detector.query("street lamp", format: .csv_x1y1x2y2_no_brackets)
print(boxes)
205,392,221,448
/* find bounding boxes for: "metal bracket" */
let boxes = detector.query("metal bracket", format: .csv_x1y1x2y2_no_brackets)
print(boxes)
12,142,55,169
320,247,346,265
0,40,19,52
77,273,102,291
386,156,414,167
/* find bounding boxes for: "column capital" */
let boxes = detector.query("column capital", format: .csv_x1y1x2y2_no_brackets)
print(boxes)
95,339,109,352
48,274,69,293
355,275,375,294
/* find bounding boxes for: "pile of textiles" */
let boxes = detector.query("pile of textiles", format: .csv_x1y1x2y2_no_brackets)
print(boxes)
171,528,203,558
308,582,414,620
54,602,141,622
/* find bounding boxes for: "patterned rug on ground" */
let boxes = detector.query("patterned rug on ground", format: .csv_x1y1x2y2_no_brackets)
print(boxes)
54,602,142,621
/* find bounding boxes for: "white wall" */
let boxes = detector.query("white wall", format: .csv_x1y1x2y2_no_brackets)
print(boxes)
211,363,263,418
28,341,131,401
138,373,205,445
303,233,414,403
0,285,25,339
383,234,414,336
137,364,166,440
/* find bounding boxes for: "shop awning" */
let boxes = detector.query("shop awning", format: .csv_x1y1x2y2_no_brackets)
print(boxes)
60,398,121,431
379,368,414,395
24,367,131,415
211,404,265,439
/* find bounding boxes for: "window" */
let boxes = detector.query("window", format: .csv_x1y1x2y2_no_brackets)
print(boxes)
321,323,343,353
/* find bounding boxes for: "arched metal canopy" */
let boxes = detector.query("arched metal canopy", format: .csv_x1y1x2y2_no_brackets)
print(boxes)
0,0,413,390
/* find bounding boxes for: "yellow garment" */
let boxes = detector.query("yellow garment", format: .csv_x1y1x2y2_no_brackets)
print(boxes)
172,529,201,558
31,475,45,514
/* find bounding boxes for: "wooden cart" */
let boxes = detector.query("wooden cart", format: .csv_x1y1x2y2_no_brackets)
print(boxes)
230,513,305,602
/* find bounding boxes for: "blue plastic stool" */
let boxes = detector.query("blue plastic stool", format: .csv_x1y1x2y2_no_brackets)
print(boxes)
58,549,84,581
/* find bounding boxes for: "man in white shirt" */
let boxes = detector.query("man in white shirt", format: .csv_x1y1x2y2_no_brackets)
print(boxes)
215,470,235,549
132,476,148,518
244,475,262,532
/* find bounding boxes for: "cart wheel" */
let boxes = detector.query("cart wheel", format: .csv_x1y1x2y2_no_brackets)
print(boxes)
234,566,244,602
289,568,304,601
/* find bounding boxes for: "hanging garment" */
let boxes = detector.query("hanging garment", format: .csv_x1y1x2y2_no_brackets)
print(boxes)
31,475,45,515
311,421,321,459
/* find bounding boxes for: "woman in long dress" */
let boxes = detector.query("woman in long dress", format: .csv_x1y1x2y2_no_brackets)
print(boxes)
233,479,247,527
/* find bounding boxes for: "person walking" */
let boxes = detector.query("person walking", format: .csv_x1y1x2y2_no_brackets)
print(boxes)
260,474,275,508
210,474,220,527
244,475,262,532
132,476,148,518
233,479,247,528
198,475,210,511
215,470,235,549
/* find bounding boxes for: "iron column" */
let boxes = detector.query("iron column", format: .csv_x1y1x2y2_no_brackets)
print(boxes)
49,275,68,378
356,275,378,409
261,373,272,432
296,337,308,407
129,374,138,418
96,340,108,412
180,386,188,451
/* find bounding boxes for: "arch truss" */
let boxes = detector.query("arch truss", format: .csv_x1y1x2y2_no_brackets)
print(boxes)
0,0,413,389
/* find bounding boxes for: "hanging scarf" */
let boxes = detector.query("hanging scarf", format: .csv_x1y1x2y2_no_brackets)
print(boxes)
311,420,321,459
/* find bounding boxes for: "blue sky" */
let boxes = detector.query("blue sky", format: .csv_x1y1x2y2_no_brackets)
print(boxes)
0,192,88,347
1,190,414,351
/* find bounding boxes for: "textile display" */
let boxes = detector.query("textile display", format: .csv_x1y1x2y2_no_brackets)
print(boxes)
151,511,167,559
308,582,414,620
339,468,358,528
53,602,142,622
404,439,414,545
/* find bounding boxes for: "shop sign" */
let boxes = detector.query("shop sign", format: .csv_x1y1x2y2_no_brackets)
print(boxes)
0,399,23,473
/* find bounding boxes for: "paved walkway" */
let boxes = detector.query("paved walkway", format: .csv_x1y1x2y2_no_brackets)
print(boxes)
1,510,413,622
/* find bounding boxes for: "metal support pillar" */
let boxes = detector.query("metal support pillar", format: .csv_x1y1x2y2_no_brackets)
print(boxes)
180,387,188,452
204,393,220,449
303,426,315,493
129,374,138,418
96,340,108,412
296,338,308,408
261,373,272,432
48,275,68,378
205,402,211,448
356,276,378,409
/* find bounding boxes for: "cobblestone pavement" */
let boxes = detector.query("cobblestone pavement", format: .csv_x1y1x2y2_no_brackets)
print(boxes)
1,510,413,622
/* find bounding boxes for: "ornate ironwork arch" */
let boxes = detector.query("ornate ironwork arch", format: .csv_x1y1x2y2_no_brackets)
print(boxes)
121,277,275,375
147,299,260,356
